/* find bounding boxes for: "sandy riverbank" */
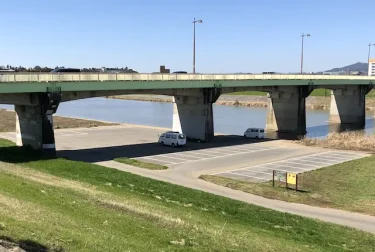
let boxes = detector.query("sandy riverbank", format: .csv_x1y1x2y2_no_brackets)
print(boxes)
0,109,118,132
107,94,375,111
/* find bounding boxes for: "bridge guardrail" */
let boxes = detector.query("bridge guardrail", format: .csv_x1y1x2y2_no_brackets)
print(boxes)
1,73,375,82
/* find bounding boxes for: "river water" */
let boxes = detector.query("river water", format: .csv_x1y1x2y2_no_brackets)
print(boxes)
1,97,374,138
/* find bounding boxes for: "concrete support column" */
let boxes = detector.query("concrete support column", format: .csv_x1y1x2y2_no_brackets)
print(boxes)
172,88,221,141
15,93,61,156
329,85,372,125
266,86,312,134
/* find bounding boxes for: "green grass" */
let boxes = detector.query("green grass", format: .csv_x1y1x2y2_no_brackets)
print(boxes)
201,155,375,216
1,139,375,251
114,157,168,170
227,89,375,97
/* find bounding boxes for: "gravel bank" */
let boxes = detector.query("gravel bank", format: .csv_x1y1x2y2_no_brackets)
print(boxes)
108,94,375,111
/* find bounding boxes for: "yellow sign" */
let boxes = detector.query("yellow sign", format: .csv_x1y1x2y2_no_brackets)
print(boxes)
287,173,297,185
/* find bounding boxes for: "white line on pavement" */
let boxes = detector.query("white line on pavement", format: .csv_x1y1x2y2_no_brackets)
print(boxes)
139,156,177,164
283,160,319,168
327,152,367,158
316,155,355,161
211,151,353,175
171,148,277,165
272,163,312,171
228,172,269,181
297,158,338,165
167,152,210,159
153,155,190,162
237,170,273,176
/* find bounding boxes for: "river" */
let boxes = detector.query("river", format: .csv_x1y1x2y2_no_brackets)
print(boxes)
1,97,374,138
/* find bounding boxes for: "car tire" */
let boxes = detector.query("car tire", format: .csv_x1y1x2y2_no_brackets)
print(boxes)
171,143,175,148
160,141,164,146
255,136,259,139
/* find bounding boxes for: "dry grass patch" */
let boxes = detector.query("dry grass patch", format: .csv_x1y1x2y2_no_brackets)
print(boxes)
299,131,375,152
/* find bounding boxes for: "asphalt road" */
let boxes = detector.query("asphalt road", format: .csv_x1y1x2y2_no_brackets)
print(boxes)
1,124,374,233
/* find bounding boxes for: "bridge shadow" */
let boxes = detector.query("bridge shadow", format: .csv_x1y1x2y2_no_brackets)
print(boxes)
0,236,60,252
57,135,278,163
0,119,372,164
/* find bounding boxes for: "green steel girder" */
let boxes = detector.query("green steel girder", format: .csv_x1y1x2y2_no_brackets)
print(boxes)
0,79,373,94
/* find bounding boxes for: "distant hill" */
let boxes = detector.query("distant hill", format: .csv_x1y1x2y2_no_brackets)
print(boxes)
323,62,368,73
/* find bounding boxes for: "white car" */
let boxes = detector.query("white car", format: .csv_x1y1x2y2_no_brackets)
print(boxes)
158,131,186,147
244,128,265,139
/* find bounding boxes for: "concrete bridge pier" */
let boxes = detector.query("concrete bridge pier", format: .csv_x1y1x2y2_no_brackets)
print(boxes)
15,93,61,156
172,88,221,141
329,85,372,126
266,86,312,134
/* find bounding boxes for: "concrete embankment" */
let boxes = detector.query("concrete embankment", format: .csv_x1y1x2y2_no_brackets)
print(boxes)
108,94,375,111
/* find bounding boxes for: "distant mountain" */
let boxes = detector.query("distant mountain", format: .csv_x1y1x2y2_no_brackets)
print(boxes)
323,62,368,73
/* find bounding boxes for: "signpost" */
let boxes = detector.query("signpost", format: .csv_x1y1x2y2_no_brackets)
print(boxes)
273,170,299,191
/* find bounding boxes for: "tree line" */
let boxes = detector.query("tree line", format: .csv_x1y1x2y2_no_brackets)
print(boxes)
0,65,138,73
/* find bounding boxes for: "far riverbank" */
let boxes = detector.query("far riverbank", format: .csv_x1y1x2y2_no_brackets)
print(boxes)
107,94,375,111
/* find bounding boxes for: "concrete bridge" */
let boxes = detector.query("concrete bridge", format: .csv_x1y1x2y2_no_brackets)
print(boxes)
0,73,374,156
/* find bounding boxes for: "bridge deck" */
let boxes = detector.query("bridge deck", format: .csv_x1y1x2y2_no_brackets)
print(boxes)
1,73,375,83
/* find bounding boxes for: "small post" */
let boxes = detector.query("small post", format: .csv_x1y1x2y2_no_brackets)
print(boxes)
272,170,275,187
285,172,288,190
296,174,298,191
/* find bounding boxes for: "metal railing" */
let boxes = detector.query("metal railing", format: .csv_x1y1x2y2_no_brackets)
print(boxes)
1,73,375,83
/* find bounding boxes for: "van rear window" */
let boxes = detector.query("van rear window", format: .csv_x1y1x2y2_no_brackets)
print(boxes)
178,134,186,139
260,130,264,133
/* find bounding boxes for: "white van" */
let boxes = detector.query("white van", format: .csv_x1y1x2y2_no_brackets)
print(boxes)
244,128,265,139
158,131,187,147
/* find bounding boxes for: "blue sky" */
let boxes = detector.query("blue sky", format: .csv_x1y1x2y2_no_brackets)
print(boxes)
1,0,374,73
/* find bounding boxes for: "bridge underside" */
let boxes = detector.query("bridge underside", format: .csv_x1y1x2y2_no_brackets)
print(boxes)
0,83,373,155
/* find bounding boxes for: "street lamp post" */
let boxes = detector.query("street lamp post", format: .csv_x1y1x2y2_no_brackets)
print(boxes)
368,43,375,75
300,33,310,74
193,17,203,74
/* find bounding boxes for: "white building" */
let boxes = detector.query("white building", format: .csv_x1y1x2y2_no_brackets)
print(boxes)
369,59,375,76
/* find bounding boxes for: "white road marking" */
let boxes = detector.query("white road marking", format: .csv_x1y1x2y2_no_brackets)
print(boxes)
170,147,280,165
152,155,190,162
272,163,312,171
139,156,177,164
180,151,217,157
298,158,337,165
236,170,273,176
228,172,269,181
166,152,209,159
198,148,242,154
251,167,299,174
317,155,353,161
212,150,367,177
283,160,318,168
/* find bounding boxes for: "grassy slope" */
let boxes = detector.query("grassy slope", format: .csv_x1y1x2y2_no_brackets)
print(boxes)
1,140,375,251
229,89,375,97
201,156,375,216
114,157,168,170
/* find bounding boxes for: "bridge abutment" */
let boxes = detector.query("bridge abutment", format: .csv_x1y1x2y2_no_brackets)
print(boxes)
172,88,221,141
329,85,372,125
15,93,61,157
266,86,312,134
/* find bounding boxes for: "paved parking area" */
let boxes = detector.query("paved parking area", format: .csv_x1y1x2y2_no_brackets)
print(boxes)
136,143,280,166
212,151,370,182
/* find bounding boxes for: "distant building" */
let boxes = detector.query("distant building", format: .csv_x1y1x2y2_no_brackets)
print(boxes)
160,65,170,73
369,59,375,76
